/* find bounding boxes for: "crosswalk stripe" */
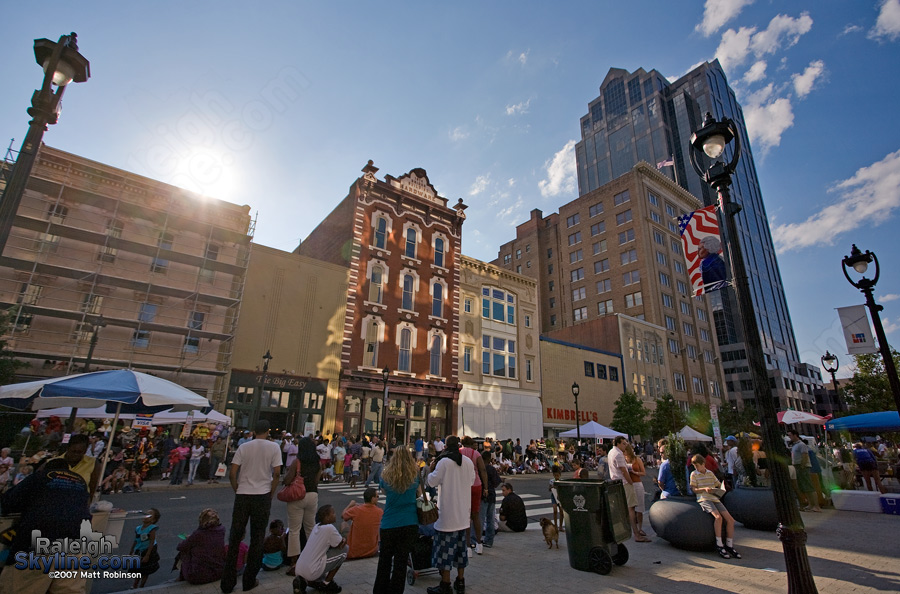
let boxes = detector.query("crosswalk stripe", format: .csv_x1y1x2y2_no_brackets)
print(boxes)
523,498,551,507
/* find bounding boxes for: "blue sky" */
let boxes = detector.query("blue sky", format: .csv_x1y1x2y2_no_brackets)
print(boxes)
2,1,898,380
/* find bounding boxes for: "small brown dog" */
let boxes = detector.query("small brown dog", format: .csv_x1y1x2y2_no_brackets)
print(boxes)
539,517,559,549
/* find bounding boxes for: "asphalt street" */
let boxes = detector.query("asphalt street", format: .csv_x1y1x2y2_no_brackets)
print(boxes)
93,472,557,593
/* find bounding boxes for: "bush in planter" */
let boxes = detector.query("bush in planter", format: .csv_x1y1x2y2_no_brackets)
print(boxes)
666,432,688,496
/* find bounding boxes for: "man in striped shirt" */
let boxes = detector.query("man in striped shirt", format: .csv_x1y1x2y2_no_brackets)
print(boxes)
690,454,740,560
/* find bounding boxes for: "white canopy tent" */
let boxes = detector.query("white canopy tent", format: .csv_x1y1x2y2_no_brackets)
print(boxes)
676,425,714,442
36,406,231,425
559,420,628,440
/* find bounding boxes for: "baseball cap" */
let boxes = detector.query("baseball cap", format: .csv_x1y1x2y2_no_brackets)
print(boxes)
725,435,737,442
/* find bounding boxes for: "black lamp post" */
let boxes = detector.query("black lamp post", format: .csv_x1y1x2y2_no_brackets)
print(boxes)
821,351,841,415
841,245,900,412
572,382,581,444
250,350,272,430
0,34,90,255
689,112,818,594
382,366,390,441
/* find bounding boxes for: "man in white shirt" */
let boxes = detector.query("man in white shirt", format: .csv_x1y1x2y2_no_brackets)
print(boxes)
221,420,283,594
724,436,739,489
294,505,348,593
426,435,475,594
433,437,445,455
609,436,651,543
364,439,385,489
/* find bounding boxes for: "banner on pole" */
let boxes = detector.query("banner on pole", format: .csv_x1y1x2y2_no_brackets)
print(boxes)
677,205,729,296
837,305,877,355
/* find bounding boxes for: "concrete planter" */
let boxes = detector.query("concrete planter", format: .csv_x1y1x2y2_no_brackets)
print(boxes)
722,486,779,531
647,496,715,551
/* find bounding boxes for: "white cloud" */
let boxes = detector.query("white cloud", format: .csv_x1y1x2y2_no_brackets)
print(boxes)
792,60,825,97
772,149,900,251
715,13,813,72
538,140,577,198
505,99,531,116
449,126,469,141
879,293,900,302
870,0,900,41
697,0,755,37
743,96,793,153
507,178,516,187
469,174,490,196
518,49,530,65
884,317,900,334
841,24,864,36
743,60,767,83
505,49,530,65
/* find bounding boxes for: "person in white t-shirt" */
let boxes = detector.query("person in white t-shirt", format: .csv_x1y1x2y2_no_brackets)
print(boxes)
293,504,347,593
220,420,283,594
609,436,651,543
426,435,475,594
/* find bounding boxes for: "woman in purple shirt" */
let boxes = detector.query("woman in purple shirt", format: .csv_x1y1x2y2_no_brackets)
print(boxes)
177,508,226,584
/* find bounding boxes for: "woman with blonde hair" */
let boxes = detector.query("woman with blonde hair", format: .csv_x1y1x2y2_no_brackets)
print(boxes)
373,445,419,594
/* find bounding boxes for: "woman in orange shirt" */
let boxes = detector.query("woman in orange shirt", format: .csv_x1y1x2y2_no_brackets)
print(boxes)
625,444,647,537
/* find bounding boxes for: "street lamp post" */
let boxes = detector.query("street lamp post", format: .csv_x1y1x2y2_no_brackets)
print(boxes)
841,245,900,412
382,367,390,441
689,112,818,593
572,382,581,445
821,351,841,414
250,350,272,430
0,34,90,255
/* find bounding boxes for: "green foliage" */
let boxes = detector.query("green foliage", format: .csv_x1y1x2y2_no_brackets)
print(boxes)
666,432,688,496
717,402,760,438
611,391,649,438
842,347,900,414
650,394,685,440
686,403,712,436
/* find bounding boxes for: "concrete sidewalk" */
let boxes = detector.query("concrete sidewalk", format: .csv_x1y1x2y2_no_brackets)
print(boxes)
106,502,900,594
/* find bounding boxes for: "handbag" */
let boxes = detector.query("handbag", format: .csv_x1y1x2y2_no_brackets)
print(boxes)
214,463,227,477
416,490,439,525
277,461,307,502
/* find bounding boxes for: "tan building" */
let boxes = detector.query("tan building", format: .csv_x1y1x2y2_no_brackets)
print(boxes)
546,313,668,410
496,162,725,413
0,145,252,401
539,336,625,434
457,255,542,441
224,244,349,434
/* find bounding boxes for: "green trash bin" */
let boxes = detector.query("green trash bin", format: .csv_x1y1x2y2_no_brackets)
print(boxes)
555,479,631,574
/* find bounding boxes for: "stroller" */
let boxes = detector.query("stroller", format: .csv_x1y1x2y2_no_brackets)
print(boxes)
406,528,438,586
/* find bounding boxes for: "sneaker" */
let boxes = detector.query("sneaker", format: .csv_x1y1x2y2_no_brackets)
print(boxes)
726,547,742,559
292,576,307,594
453,577,466,594
483,542,493,548
475,542,483,555
717,546,732,559
321,581,342,593
427,583,453,594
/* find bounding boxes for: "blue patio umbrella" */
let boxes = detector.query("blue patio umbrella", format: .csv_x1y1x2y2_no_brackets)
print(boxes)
0,369,211,498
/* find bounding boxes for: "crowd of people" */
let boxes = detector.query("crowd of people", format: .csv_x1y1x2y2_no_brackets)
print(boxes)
1,415,897,593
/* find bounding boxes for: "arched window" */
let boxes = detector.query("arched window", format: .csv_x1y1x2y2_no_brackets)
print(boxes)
429,335,442,376
374,217,387,249
399,328,412,372
402,274,414,310
364,320,379,366
432,283,443,318
405,228,417,258
369,265,384,303
434,238,445,268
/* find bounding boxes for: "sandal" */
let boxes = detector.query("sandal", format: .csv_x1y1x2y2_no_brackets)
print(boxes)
638,530,647,537
717,546,731,559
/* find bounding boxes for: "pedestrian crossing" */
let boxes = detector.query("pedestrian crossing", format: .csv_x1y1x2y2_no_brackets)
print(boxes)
317,482,556,525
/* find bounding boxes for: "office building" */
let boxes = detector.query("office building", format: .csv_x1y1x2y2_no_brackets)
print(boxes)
573,61,821,412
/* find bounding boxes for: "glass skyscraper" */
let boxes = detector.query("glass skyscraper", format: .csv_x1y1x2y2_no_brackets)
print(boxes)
575,61,822,410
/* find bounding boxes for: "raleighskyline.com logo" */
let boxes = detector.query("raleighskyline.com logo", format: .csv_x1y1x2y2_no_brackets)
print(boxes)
13,520,142,579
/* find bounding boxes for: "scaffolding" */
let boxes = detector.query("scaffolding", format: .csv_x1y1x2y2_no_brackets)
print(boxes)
0,146,254,406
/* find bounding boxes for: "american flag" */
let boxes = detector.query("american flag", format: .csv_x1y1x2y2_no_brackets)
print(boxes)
677,205,721,296
656,157,674,168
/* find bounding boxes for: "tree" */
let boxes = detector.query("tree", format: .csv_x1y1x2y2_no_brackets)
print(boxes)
649,394,685,440
610,392,648,438
686,403,712,436
842,347,900,414
717,401,760,438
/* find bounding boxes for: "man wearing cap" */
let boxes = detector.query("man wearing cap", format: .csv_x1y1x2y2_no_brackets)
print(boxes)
221,419,283,593
724,436,739,490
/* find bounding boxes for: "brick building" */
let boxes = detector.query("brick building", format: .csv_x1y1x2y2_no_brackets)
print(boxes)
297,161,467,442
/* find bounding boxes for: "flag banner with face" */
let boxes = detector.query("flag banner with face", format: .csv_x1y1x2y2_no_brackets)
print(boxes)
837,304,877,355
677,205,728,295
